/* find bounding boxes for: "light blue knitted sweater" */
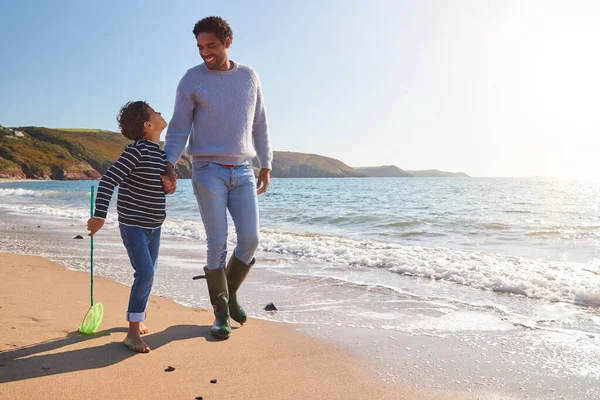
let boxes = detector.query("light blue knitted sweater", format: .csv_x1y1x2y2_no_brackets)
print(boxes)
163,61,272,169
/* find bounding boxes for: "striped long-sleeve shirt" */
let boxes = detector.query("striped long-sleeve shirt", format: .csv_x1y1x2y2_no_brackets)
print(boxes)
93,139,167,229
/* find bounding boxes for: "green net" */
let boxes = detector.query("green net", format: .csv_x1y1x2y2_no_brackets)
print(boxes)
79,185,104,335
79,302,104,334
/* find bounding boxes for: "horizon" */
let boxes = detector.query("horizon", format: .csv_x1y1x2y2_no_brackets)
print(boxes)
1,1,598,179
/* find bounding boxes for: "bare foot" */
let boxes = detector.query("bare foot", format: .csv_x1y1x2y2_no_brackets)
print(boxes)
139,322,150,335
123,335,150,353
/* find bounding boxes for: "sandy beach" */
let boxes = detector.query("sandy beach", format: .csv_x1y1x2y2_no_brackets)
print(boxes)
2,182,598,400
0,252,472,400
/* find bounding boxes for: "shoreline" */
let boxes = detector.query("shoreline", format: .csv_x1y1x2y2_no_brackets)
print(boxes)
0,178,28,182
1,201,599,399
0,251,466,400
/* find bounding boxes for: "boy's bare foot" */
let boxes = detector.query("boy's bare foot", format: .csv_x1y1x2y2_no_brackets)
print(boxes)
139,322,150,335
123,334,150,353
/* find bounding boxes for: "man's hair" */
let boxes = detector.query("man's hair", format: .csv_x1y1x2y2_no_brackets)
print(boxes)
117,101,150,141
193,16,233,44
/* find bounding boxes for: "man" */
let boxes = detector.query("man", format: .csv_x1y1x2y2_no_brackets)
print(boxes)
162,16,272,338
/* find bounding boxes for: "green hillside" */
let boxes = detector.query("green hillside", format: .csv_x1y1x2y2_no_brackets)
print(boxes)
0,125,468,180
266,151,364,178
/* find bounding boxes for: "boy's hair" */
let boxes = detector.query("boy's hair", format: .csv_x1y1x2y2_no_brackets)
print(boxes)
192,16,233,44
117,101,150,141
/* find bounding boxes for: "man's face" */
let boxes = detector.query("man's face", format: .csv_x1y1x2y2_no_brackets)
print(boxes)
196,32,230,71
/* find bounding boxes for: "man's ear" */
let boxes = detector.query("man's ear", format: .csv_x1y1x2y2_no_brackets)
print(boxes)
224,37,231,49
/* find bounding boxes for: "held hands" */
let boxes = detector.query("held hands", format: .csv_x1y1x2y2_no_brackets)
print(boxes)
162,162,178,194
87,217,105,236
161,162,266,194
256,168,271,195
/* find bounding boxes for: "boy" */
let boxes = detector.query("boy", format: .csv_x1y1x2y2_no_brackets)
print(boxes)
87,101,170,353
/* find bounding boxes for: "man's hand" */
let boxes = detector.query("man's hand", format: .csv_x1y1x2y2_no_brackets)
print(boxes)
162,162,178,194
256,168,271,195
87,217,105,236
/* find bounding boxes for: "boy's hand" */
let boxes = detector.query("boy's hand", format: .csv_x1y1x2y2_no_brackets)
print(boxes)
162,162,177,194
87,217,105,236
161,175,177,194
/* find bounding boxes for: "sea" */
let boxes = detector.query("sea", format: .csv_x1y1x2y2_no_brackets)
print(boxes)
1,177,600,399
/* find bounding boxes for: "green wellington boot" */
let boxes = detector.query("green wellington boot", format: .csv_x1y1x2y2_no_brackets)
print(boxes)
203,267,231,338
225,254,255,325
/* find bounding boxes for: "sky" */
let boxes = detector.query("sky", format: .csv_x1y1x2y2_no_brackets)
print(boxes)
1,0,599,178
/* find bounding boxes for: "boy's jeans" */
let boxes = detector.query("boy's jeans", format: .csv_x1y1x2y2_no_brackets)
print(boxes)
191,161,259,270
119,224,161,322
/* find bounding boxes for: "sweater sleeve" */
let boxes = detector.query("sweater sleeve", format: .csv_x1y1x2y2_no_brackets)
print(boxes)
93,145,142,220
163,72,196,166
252,73,273,170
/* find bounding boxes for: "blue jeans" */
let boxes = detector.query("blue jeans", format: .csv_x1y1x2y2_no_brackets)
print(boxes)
191,162,259,270
119,224,161,322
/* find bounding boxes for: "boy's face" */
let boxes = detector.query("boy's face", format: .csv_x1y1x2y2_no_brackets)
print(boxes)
143,107,167,141
196,32,230,71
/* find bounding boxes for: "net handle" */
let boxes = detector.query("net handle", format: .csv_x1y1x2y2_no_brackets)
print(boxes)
89,185,95,306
